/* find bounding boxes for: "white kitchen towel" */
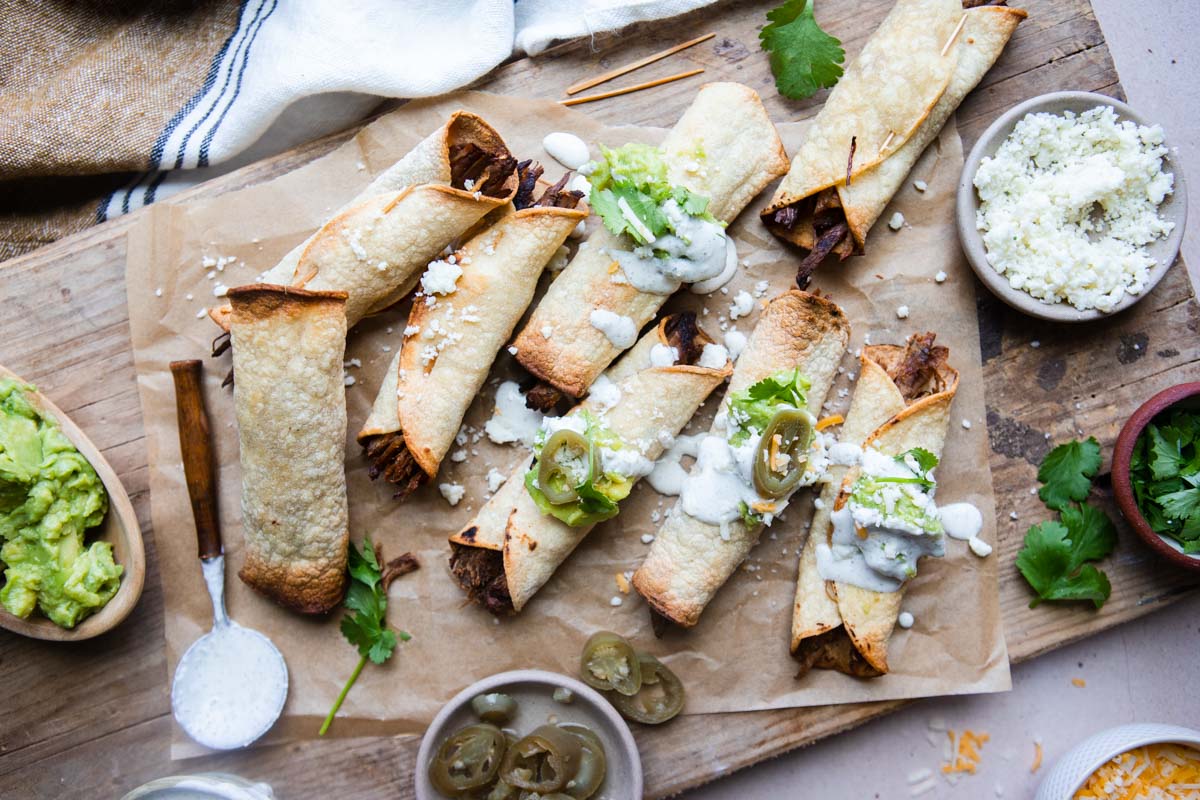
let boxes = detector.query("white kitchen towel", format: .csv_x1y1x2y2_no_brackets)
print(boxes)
101,0,719,219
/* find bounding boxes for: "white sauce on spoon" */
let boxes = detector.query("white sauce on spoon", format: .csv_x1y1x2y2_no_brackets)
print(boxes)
542,132,590,170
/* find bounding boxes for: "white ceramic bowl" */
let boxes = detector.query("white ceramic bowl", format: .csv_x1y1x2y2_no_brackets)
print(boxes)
957,91,1187,322
414,669,642,800
1035,723,1200,799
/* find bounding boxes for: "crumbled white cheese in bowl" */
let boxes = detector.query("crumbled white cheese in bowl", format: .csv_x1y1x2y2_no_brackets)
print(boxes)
971,102,1177,315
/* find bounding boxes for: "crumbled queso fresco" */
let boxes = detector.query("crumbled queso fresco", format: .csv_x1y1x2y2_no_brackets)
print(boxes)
973,105,1175,312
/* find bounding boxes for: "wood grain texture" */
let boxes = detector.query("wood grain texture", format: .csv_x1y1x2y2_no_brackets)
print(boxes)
0,0,1196,797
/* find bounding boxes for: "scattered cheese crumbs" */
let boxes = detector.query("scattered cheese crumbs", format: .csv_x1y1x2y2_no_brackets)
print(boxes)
724,330,747,361
1031,340,1041,348
343,375,356,387
896,305,910,319
344,358,362,369
888,211,905,230
697,343,729,369
438,482,465,506
816,414,844,431
615,572,631,594
935,270,947,283
186,293,194,301
486,468,506,494
943,729,990,776
1031,741,1044,774
898,611,915,628
421,259,463,295
609,595,623,607
728,290,755,320
154,287,163,297
507,346,518,356
1009,511,1019,520
541,325,554,340
909,776,939,796
968,537,993,557
640,533,655,544
195,308,208,319
752,280,771,298
1071,677,1087,688
450,450,468,463
914,179,928,192
1073,743,1200,799
213,284,229,297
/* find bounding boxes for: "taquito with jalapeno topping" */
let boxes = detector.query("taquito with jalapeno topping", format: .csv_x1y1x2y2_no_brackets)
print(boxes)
227,285,351,614
632,290,850,629
358,168,588,498
792,333,959,677
761,0,1025,285
449,314,732,614
512,82,788,400
209,112,518,333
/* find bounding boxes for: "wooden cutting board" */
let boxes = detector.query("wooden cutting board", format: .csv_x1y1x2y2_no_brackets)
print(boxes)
1,1,1196,797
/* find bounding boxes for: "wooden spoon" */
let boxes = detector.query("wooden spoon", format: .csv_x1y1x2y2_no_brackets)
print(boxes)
0,364,145,641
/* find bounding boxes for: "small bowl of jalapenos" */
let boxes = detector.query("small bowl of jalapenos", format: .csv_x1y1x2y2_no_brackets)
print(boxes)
416,666,642,799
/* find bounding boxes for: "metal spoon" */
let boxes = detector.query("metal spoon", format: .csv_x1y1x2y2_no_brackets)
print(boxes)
169,360,288,750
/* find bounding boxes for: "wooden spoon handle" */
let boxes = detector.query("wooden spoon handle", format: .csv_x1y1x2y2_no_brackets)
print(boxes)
170,359,222,560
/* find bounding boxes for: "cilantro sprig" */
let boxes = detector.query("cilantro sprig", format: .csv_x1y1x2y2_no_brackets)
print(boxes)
1130,410,1200,553
876,448,939,491
760,0,846,101
1016,438,1117,609
319,538,417,736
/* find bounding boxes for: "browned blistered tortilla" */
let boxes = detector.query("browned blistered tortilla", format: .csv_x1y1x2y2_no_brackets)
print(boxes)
511,82,789,399
209,112,517,331
357,187,588,498
792,336,959,677
762,1,1026,266
227,285,350,614
449,315,732,614
631,290,850,629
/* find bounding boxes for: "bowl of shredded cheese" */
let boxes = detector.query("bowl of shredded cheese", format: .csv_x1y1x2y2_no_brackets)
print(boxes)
958,92,1186,322
1034,723,1200,800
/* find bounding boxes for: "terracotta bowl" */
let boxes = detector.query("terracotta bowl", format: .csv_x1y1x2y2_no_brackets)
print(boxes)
957,91,1187,322
1111,382,1200,571
414,669,642,800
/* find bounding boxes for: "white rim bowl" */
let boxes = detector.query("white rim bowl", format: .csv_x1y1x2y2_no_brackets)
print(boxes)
957,91,1187,322
1034,723,1200,799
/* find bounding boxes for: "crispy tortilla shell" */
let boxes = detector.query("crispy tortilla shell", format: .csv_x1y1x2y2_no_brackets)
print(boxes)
227,285,351,614
631,290,851,628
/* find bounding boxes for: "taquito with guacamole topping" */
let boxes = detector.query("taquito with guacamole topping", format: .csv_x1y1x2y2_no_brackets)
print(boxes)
449,314,732,614
227,285,351,614
792,333,959,677
358,170,588,498
511,82,788,400
209,112,518,333
632,290,850,628
761,0,1025,284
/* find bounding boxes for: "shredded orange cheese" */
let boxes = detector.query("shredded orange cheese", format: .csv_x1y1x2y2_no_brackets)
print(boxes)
607,261,620,274
942,728,989,775
1032,741,1044,773
1072,678,1087,688
816,414,844,430
614,572,630,594
769,433,783,471
751,500,777,514
1073,743,1200,799
856,525,868,539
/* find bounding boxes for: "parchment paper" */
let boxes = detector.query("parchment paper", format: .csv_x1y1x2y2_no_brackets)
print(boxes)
124,91,1010,759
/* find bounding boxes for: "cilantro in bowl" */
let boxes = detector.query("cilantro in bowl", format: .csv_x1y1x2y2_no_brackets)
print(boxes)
1130,408,1200,554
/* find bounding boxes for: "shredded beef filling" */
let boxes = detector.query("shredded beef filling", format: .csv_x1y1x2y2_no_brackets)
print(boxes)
513,160,585,211
523,380,568,413
361,431,428,499
450,143,517,197
449,543,514,615
663,311,705,365
793,628,883,679
380,550,420,591
888,331,950,401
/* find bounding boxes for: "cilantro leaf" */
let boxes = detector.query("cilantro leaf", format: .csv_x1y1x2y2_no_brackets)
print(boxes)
760,0,845,101
321,538,416,735
1148,423,1184,480
1037,437,1102,512
1015,520,1112,609
1130,410,1200,551
1059,503,1117,568
1159,486,1200,520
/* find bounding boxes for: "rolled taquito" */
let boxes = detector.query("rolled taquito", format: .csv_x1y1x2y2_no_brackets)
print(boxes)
210,112,518,332
449,314,732,614
792,334,959,677
227,285,351,614
512,82,788,399
761,0,1026,281
632,290,850,628
358,177,588,498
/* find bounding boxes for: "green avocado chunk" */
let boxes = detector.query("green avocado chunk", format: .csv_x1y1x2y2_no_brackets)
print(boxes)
0,379,119,628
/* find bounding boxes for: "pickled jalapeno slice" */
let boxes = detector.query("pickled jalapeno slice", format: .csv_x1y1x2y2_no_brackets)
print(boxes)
429,722,507,795
752,408,814,499
537,430,596,505
499,724,583,793
580,631,642,696
610,653,685,725
470,692,518,725
558,723,607,799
